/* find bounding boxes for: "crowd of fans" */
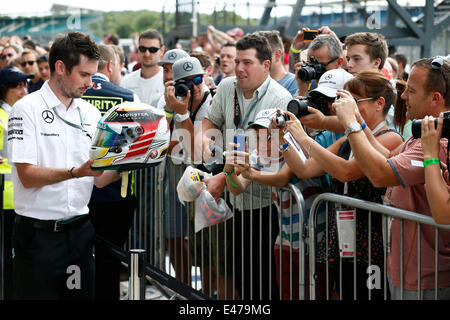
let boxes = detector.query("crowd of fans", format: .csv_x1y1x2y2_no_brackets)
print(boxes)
0,21,449,301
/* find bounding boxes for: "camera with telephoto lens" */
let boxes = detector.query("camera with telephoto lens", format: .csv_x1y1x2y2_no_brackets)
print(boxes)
275,112,290,127
411,111,450,139
297,56,327,82
174,79,194,97
287,91,331,118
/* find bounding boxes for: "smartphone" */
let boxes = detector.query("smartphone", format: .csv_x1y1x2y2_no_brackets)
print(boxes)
304,30,320,42
233,134,247,152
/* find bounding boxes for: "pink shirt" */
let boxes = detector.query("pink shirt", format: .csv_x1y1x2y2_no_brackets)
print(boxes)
384,137,450,290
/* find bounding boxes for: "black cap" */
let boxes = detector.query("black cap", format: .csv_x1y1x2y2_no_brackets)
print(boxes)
0,66,34,86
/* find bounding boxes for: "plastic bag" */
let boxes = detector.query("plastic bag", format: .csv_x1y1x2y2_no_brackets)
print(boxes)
194,189,233,233
176,166,211,205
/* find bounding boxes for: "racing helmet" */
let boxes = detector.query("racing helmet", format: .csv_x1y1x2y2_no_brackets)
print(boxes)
90,102,170,171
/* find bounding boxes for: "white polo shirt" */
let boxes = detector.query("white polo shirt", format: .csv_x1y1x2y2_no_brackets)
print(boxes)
120,68,164,107
8,81,101,220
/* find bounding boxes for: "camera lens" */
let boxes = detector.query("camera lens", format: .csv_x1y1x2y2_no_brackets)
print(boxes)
411,118,438,139
297,66,316,82
175,83,190,97
287,99,310,118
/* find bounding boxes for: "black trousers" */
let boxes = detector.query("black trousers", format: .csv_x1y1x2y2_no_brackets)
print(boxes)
89,198,136,300
334,260,386,300
230,204,280,300
12,218,95,300
2,209,15,299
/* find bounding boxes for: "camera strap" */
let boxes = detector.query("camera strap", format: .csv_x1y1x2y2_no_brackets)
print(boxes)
233,89,241,128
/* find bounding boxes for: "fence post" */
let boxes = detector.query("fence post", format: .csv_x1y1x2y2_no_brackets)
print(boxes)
129,249,146,300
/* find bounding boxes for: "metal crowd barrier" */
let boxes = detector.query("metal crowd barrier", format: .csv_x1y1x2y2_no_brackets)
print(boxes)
308,193,450,300
126,157,309,300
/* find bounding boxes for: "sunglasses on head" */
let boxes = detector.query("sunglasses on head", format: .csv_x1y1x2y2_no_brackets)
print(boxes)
431,57,448,99
20,60,35,67
353,97,376,104
138,46,160,54
185,75,203,85
1,53,13,60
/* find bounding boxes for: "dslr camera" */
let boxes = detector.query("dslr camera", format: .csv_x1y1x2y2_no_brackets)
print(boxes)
287,91,331,118
297,56,327,82
411,111,450,139
174,79,194,97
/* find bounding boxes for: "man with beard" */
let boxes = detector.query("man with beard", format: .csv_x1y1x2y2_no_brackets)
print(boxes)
8,32,116,300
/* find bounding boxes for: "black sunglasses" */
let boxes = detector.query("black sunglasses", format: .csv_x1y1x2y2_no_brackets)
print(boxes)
431,57,448,99
20,60,35,67
138,46,160,54
1,53,13,60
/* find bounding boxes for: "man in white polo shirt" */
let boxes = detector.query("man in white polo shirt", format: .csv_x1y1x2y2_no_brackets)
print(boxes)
120,29,165,107
7,32,111,300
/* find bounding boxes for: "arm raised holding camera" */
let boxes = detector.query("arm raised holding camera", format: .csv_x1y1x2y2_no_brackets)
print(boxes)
421,114,450,224
333,90,402,187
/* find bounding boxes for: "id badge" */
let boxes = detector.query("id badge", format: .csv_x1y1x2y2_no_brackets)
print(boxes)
336,209,356,258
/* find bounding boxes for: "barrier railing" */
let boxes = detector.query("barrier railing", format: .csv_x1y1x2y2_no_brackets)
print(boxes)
125,156,310,300
308,193,450,300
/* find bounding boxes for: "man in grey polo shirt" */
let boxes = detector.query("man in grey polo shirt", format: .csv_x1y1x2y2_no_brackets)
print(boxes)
200,33,292,300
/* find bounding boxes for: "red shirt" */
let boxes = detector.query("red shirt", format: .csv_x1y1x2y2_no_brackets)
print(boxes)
384,137,450,290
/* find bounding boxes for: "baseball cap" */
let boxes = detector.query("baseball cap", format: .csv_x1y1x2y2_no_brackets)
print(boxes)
172,56,205,82
157,49,189,66
310,68,353,98
0,66,34,86
247,108,278,129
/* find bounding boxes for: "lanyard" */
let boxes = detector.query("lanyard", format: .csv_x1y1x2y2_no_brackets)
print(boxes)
52,106,92,140
40,88,91,139
233,79,271,129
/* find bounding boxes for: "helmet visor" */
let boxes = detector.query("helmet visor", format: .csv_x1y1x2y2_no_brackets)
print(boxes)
92,128,127,148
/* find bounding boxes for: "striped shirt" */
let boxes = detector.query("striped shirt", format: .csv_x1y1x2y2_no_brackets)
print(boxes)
206,75,293,211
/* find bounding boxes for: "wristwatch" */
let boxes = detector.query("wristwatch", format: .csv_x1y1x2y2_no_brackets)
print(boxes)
174,112,190,123
344,122,362,137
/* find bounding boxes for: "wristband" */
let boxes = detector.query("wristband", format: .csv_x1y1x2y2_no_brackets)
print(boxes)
69,167,78,178
423,158,440,167
223,168,234,176
361,122,367,130
279,141,291,153
164,108,174,118
290,44,302,54
227,175,238,188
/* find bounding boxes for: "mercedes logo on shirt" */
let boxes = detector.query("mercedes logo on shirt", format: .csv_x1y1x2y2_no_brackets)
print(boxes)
183,62,193,72
168,52,177,60
42,110,54,123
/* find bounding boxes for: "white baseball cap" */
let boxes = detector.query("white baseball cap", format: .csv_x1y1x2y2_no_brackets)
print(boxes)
310,68,353,98
247,108,278,129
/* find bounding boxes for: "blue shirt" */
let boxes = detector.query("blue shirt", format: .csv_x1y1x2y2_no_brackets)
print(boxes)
278,72,298,97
